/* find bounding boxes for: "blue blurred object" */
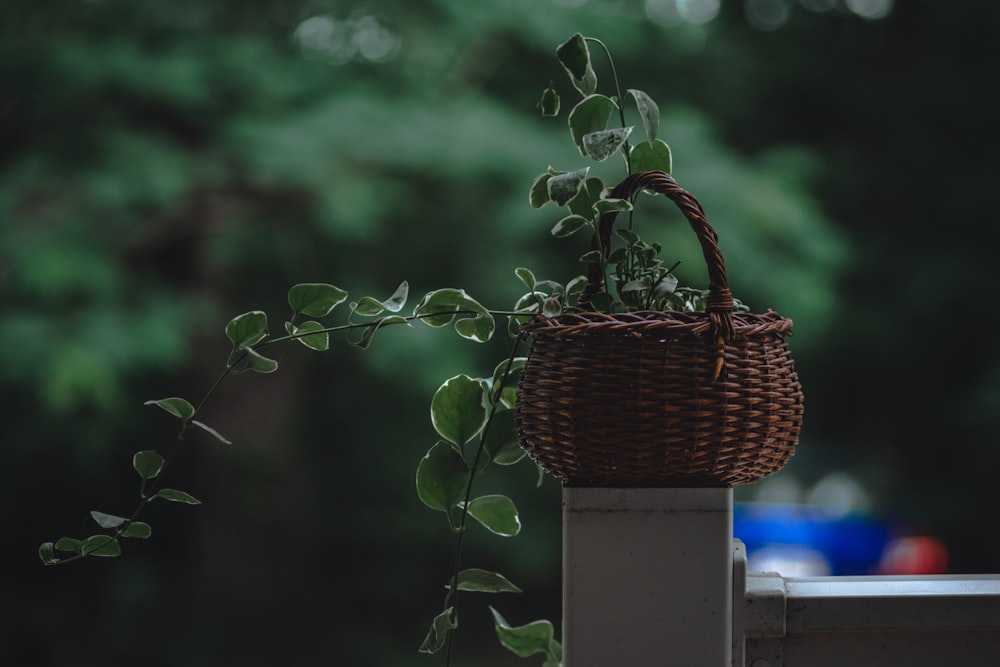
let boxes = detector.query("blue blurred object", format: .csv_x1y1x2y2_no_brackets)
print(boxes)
734,502,889,576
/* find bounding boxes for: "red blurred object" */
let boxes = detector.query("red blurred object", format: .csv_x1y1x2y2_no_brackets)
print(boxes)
878,536,949,574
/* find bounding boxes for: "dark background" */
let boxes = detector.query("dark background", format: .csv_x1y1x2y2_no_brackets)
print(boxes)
3,0,999,664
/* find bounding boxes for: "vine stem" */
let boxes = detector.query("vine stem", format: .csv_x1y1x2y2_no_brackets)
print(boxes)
46,362,236,565
47,306,518,566
444,333,526,666
585,36,638,287
585,36,631,173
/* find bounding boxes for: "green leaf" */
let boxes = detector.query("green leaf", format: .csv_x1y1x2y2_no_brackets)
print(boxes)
454,311,495,343
416,441,471,514
514,267,536,290
54,537,85,553
381,281,409,313
287,283,348,318
594,197,633,217
454,568,523,593
38,542,57,564
583,126,633,162
90,511,127,529
490,607,562,661
357,315,410,350
568,94,616,156
191,420,233,445
627,88,660,144
622,278,651,292
537,86,560,116
143,397,195,422
556,32,596,95
287,320,329,351
551,214,590,238
567,176,605,219
230,348,279,374
615,228,641,246
419,607,456,654
491,357,526,389
414,289,494,342
121,521,152,539
529,170,559,208
467,495,521,536
431,374,487,446
579,249,603,264
542,298,562,318
133,450,165,481
566,275,588,300
489,438,528,465
653,273,680,298
547,168,590,207
352,296,386,317
351,282,409,318
225,311,268,349
82,535,121,557
630,139,673,174
153,489,202,505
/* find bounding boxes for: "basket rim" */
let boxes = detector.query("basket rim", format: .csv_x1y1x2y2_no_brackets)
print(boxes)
519,309,794,338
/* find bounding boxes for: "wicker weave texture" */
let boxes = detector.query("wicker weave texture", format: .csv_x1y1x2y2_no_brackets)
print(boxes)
515,311,803,487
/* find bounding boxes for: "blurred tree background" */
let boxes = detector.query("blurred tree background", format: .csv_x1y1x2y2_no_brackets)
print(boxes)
3,0,999,664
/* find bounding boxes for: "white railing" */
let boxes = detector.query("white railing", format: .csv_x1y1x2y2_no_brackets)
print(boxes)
562,487,1000,666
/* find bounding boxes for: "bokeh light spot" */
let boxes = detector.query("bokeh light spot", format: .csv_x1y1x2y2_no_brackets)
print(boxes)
846,0,893,20
677,0,721,24
746,0,792,31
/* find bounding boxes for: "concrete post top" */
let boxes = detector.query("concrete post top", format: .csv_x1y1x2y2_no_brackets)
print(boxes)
563,486,733,513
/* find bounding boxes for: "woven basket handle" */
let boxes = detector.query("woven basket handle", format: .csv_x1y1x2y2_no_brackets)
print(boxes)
578,170,735,343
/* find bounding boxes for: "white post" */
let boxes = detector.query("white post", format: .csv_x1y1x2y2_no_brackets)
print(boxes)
563,487,734,666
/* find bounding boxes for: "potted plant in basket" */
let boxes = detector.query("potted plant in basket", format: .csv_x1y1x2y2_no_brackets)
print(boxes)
38,33,803,665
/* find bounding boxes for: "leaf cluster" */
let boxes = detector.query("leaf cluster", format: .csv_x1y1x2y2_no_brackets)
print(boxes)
530,33,702,315
38,278,558,663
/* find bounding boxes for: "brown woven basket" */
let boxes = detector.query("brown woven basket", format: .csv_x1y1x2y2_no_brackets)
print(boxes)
515,171,803,487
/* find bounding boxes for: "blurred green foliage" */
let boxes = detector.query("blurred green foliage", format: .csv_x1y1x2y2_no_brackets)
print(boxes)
4,0,999,665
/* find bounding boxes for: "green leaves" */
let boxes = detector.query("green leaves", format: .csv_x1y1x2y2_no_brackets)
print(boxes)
42,442,199,563
80,535,122,557
287,283,348,318
568,95,616,156
144,397,231,444
121,522,152,539
133,448,199,501
556,32,596,96
285,282,351,351
144,397,195,421
413,289,494,343
467,495,520,537
133,450,164,481
42,513,151,564
431,374,487,447
152,489,201,504
351,281,409,317
630,138,673,174
225,310,268,348
285,320,329,351
537,86,560,116
546,168,589,207
419,607,457,654
226,311,278,374
455,568,522,593
416,441,470,521
584,126,633,162
627,88,660,144
90,510,127,529
491,608,563,664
